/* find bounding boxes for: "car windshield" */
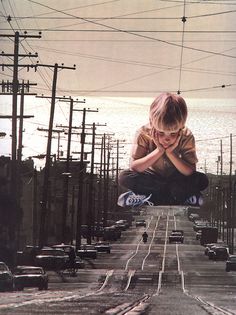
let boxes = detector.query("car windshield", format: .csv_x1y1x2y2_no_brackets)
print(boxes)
53,246,73,253
83,245,95,249
15,268,43,275
229,256,236,261
40,250,65,256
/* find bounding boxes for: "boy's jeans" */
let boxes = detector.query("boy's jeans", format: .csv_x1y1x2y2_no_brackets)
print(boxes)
118,169,209,205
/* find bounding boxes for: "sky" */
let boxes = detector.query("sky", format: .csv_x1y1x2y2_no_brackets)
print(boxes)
1,0,236,99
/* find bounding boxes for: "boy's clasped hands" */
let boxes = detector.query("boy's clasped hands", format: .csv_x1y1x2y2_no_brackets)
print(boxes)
150,127,182,155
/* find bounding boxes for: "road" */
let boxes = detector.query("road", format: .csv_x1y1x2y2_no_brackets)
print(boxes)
1,205,236,314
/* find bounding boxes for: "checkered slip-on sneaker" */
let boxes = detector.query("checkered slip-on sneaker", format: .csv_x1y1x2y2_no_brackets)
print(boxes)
117,191,153,207
185,194,203,207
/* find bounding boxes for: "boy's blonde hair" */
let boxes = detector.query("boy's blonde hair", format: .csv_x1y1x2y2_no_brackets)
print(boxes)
149,92,187,131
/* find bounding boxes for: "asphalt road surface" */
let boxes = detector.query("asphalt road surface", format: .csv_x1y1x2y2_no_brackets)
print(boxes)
1,205,236,314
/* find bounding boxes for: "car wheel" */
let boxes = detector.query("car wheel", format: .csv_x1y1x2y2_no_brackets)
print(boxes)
40,283,48,290
226,268,230,272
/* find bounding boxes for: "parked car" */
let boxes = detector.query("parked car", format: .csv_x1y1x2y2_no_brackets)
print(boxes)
103,226,121,241
16,245,40,266
35,248,69,270
169,230,184,243
51,244,85,269
188,213,200,222
77,245,97,259
14,266,48,291
204,242,227,256
0,262,14,291
94,242,111,253
208,246,229,261
115,220,129,231
193,221,211,232
204,243,218,256
226,255,236,272
81,225,104,238
135,219,146,227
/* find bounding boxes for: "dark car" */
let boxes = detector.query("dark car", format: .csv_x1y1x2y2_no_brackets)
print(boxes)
103,226,121,241
81,225,104,238
94,242,111,253
0,262,14,291
135,219,146,228
226,255,236,272
14,266,48,291
208,246,229,261
193,221,211,232
52,244,85,269
204,243,218,256
169,230,184,243
35,248,69,270
188,213,200,222
16,245,40,266
77,245,97,259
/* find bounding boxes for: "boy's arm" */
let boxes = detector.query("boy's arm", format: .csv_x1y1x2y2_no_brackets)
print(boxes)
130,127,165,172
165,134,196,176
130,145,165,172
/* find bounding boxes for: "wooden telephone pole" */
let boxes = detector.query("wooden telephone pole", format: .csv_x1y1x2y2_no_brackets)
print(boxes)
0,31,40,245
36,63,76,248
55,97,86,243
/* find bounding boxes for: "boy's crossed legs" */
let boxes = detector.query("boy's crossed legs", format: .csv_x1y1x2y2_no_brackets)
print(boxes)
118,169,208,206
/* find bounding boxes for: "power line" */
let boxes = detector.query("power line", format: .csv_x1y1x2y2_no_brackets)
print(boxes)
2,8,236,20
2,28,236,33
25,0,236,60
30,44,236,78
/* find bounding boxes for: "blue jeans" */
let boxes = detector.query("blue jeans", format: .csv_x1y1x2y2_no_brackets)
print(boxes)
118,169,209,205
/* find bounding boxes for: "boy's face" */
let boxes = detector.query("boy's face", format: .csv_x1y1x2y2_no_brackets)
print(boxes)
155,128,181,148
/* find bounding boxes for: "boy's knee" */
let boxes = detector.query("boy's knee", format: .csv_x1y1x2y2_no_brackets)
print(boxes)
118,169,132,187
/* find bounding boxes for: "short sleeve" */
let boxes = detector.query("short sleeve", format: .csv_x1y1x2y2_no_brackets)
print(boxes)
131,127,154,161
179,130,198,165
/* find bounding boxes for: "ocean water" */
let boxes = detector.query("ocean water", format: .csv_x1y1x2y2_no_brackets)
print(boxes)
0,96,235,175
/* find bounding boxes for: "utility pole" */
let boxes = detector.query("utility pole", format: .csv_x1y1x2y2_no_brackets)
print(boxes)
0,33,40,181
220,139,223,178
229,134,234,253
32,168,38,246
0,31,40,245
74,108,98,250
36,63,76,247
87,123,96,245
103,134,110,227
56,97,86,243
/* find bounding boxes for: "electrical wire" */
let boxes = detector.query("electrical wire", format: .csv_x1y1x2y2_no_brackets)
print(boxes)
2,8,236,21
25,0,236,60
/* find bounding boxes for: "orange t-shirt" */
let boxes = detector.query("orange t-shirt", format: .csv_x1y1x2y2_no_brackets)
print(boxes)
131,124,198,177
